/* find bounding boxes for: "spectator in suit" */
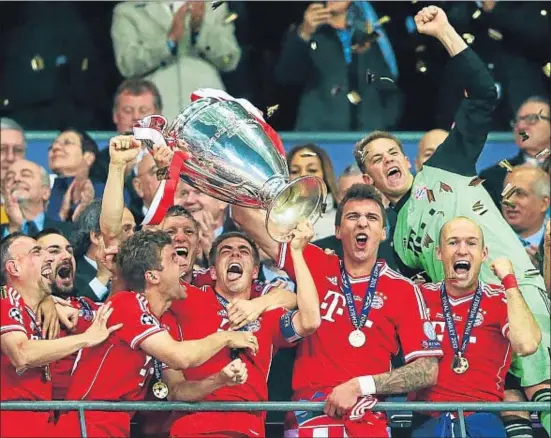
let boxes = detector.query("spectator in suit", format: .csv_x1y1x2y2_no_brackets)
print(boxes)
480,96,550,208
111,1,241,121
287,144,338,240
71,200,135,302
1,160,71,238
502,166,550,270
274,1,403,131
131,153,162,225
46,129,111,223
1,118,26,225
415,129,448,172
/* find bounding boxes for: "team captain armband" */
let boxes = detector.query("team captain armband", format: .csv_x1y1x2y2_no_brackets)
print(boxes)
280,310,303,343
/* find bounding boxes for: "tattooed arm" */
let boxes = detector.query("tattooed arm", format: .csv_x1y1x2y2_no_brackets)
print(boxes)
324,357,439,418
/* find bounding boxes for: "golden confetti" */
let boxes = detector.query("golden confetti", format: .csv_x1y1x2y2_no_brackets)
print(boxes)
501,199,516,209
427,189,435,203
266,104,279,119
211,0,225,10
422,234,434,248
525,268,541,277
501,183,517,200
376,16,391,27
488,28,503,41
499,159,513,172
469,176,485,186
310,41,317,50
462,33,475,45
543,63,551,78
536,148,550,159
224,12,238,24
440,182,453,193
472,200,484,212
472,9,482,19
347,91,362,105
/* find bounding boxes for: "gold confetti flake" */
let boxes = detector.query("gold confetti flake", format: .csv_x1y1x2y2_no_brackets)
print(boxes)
543,63,550,78
501,199,516,209
266,104,279,119
472,9,482,19
416,60,427,74
427,189,435,203
499,160,513,172
310,41,317,50
422,234,434,248
501,183,516,200
477,209,489,216
536,148,550,159
462,33,475,45
488,28,503,41
469,176,485,187
472,200,484,212
440,182,453,193
224,12,238,24
347,91,362,105
376,16,391,26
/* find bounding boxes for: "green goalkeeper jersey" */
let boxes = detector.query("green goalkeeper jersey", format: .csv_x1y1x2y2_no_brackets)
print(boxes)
393,165,545,291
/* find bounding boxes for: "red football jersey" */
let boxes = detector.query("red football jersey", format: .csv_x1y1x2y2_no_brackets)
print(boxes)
415,281,511,406
56,291,169,437
169,284,297,437
0,287,52,437
50,297,99,401
277,243,443,398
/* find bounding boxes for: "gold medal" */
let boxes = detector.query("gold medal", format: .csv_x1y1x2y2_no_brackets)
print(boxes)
152,381,169,399
452,354,469,374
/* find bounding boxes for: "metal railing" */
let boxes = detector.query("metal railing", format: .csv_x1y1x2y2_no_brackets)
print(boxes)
1,401,548,437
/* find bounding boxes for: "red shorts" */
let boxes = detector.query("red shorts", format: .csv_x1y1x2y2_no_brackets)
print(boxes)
55,411,132,437
0,411,53,438
170,412,265,437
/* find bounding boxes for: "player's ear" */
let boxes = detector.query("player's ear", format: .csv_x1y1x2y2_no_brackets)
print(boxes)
362,174,373,185
252,264,259,280
146,270,160,285
381,224,387,241
436,246,442,262
335,226,342,240
6,260,20,278
481,246,488,262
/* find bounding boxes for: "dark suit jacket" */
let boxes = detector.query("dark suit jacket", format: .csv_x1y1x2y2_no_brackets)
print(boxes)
74,256,106,302
1,217,74,239
480,151,525,208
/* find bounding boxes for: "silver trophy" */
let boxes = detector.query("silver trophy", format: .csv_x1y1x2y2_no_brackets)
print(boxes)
135,97,327,242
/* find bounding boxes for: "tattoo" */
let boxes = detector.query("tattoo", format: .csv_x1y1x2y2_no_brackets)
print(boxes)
373,357,438,394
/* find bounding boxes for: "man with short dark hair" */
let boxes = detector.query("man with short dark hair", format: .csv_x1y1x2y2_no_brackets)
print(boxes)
233,184,442,436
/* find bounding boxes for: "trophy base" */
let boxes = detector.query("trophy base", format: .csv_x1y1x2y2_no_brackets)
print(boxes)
265,176,327,243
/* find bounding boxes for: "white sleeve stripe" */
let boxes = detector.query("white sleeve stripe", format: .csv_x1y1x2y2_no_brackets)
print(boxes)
130,326,165,350
277,243,288,270
0,325,27,334
405,349,444,362
502,323,510,338
413,285,429,319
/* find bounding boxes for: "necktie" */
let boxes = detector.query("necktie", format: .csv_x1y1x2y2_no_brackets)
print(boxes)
24,221,40,237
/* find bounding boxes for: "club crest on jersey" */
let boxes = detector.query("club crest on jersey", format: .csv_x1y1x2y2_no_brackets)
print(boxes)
414,186,428,201
8,307,23,325
474,310,485,327
217,309,228,318
242,319,261,332
141,313,157,326
372,292,386,309
423,321,437,340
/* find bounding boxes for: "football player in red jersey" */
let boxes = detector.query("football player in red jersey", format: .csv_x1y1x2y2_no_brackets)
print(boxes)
0,232,121,438
54,230,260,437
233,184,443,437
412,217,541,437
167,222,321,437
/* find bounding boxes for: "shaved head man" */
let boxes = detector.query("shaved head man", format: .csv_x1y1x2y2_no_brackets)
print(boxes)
416,129,449,172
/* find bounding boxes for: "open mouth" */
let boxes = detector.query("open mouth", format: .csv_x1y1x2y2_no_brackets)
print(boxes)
227,262,243,281
386,166,402,183
56,263,74,283
355,233,368,248
453,260,471,276
41,263,53,279
175,247,189,258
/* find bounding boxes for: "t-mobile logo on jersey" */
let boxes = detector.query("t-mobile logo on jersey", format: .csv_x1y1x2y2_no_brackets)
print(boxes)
320,290,373,329
430,321,477,344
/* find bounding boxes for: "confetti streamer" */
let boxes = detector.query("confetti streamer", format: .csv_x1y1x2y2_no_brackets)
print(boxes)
501,200,516,209
347,91,362,105
266,104,279,119
472,200,484,212
498,160,513,172
501,183,516,200
469,176,486,187
488,28,503,41
224,12,238,24
440,182,453,193
472,9,482,19
525,268,541,277
426,189,435,203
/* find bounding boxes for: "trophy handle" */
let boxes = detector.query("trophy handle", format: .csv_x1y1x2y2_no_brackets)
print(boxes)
265,176,327,243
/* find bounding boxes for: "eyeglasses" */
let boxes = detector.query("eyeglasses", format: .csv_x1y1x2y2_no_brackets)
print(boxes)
510,112,551,128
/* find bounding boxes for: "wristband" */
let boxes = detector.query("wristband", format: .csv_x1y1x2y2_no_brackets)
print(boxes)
358,375,376,396
501,274,518,290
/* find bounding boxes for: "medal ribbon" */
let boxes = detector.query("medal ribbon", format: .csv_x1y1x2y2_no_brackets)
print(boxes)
339,261,383,331
24,307,50,381
440,282,483,357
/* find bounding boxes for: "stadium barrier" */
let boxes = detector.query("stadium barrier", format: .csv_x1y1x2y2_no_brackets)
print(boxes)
1,401,549,438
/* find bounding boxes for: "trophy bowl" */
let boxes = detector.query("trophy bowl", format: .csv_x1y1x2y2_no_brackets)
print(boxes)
164,97,327,242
